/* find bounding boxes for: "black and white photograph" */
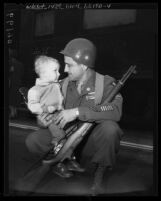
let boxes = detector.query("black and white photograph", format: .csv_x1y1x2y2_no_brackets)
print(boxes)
5,3,158,196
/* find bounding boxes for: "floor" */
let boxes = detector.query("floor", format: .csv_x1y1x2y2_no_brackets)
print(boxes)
8,125,155,196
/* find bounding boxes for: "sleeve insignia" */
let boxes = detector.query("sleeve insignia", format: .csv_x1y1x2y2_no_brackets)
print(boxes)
101,105,113,111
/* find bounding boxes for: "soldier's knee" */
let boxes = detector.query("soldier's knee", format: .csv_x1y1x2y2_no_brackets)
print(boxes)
100,121,119,134
99,121,121,140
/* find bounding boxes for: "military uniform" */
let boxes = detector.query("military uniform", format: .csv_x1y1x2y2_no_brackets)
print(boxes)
26,69,123,168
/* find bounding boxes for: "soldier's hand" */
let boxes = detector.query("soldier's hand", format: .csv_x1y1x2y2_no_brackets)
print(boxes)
54,108,78,129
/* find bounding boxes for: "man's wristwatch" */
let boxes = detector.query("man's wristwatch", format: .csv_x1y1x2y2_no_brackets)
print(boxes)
75,108,79,118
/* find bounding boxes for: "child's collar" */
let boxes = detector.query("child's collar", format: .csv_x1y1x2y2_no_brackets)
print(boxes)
35,78,59,86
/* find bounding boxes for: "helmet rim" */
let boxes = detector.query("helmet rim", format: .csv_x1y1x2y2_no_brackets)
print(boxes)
60,38,96,68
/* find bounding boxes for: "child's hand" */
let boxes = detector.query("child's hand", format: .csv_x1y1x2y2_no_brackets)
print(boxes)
57,105,64,111
37,113,53,127
48,106,56,113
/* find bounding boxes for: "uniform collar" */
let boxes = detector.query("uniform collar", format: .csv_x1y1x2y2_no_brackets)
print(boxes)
68,69,96,95
81,69,96,95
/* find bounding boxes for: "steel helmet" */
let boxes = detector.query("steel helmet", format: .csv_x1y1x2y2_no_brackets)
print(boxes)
60,38,96,68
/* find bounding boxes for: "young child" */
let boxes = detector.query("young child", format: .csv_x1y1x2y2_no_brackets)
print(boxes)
28,55,65,146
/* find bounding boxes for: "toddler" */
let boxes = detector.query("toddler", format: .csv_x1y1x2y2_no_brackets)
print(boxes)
28,55,65,146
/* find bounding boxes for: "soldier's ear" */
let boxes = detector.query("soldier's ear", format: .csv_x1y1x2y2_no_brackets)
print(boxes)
81,64,88,71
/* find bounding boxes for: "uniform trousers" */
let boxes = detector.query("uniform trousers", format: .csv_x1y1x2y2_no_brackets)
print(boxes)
25,120,123,168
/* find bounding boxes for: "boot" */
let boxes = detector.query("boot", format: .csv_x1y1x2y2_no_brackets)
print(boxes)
52,162,73,178
66,156,85,172
91,164,107,195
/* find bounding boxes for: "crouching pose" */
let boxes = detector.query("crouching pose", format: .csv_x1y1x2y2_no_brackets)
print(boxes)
26,39,124,194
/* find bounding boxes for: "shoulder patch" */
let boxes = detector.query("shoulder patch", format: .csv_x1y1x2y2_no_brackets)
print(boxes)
104,75,116,86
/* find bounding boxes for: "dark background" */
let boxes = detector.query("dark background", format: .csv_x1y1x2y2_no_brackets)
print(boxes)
5,3,158,131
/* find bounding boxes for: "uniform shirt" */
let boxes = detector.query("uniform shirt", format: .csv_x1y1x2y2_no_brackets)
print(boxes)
63,69,123,123
28,78,63,115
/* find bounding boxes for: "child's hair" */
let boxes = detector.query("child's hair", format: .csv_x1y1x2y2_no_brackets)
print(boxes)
34,55,59,76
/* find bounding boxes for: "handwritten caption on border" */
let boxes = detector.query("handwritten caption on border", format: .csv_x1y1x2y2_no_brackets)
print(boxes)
25,3,111,10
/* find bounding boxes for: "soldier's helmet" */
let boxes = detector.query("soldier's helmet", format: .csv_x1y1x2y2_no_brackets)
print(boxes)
60,38,96,68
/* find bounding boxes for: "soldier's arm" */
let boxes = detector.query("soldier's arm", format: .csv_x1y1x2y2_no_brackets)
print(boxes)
77,76,123,123
77,94,123,123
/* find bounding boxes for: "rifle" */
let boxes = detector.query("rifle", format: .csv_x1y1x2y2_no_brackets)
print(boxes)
42,65,137,164
16,65,136,194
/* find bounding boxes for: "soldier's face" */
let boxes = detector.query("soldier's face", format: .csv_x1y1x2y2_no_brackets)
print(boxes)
64,56,85,81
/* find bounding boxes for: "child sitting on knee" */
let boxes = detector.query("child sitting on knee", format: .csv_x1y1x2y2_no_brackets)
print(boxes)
28,55,65,146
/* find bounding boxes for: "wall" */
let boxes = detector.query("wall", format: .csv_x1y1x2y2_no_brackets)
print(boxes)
17,8,157,129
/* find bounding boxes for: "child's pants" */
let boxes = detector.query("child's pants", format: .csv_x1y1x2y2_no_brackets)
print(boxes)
48,123,66,144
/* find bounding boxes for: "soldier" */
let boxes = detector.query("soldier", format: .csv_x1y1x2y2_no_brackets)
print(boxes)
25,38,124,194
